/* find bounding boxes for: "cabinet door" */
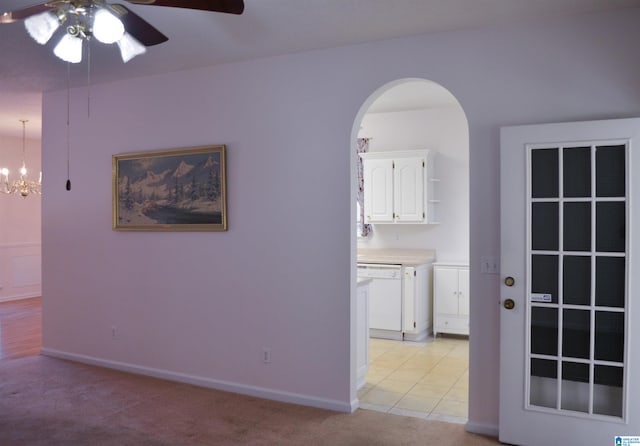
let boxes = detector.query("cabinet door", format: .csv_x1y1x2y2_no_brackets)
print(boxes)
363,159,394,223
458,268,470,317
394,157,425,222
403,267,416,332
435,267,460,315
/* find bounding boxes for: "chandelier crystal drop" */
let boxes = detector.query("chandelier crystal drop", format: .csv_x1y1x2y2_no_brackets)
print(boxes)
0,120,42,198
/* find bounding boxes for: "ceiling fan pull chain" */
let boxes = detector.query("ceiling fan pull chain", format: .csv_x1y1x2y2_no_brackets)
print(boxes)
66,61,71,192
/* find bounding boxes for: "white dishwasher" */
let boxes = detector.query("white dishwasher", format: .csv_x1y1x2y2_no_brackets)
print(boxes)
357,263,402,338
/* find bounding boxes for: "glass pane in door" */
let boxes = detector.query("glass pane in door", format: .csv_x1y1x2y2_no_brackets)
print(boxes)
564,147,591,197
595,312,624,362
596,145,625,197
563,256,590,306
596,202,625,252
563,202,590,251
531,148,559,198
531,307,558,356
562,309,590,359
532,203,558,250
595,257,625,308
593,365,624,417
530,358,557,409
561,362,589,413
531,255,558,304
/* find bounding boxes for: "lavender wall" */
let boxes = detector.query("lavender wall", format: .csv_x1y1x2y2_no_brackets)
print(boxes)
41,9,640,433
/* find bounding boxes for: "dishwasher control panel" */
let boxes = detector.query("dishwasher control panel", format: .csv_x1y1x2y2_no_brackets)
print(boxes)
357,263,402,279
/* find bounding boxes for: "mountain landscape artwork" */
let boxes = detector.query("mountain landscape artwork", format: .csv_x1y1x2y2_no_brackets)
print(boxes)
113,145,227,231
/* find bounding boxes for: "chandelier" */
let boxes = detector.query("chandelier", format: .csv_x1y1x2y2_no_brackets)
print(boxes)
23,0,146,63
1,120,42,198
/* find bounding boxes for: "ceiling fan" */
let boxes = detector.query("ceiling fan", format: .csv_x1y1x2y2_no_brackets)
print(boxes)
0,0,245,63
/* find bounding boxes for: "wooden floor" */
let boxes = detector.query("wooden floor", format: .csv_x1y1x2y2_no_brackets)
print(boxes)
0,297,41,360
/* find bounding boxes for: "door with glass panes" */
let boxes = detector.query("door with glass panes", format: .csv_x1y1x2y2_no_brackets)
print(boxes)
500,118,640,445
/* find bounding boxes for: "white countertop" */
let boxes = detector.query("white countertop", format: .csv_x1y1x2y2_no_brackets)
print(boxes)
357,248,436,266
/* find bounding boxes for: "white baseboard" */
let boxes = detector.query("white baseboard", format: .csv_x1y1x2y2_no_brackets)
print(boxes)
465,420,499,438
403,328,429,342
41,348,352,413
369,329,403,340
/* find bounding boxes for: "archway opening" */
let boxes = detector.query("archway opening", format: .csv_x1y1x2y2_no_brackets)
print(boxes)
351,78,470,422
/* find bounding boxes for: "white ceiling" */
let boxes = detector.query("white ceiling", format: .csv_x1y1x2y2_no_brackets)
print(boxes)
1,0,640,139
367,80,460,114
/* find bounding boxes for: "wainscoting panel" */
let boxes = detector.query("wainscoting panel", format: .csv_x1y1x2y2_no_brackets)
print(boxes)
0,243,42,302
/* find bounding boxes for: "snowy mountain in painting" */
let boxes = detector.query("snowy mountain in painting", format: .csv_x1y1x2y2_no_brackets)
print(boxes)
117,155,222,226
172,161,194,178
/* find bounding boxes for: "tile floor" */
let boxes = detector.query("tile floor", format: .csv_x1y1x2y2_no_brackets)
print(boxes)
358,335,469,424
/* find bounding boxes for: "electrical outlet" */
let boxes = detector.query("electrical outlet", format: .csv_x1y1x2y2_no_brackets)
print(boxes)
262,347,271,364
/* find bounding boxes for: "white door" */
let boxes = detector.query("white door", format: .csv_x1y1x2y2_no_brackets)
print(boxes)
500,118,640,445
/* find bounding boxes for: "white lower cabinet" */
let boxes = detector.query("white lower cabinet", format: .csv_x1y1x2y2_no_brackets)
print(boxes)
433,263,469,336
401,263,433,341
357,262,432,341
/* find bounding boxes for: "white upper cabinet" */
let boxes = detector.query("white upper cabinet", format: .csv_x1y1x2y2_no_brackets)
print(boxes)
360,150,438,224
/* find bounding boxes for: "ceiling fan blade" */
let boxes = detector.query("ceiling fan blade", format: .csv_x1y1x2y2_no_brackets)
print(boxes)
0,1,65,24
111,4,168,46
125,0,244,15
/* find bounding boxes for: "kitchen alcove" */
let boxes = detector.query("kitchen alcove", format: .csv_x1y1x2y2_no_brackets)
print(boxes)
350,78,471,420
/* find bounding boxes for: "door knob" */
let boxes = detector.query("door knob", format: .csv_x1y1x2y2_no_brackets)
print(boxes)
504,276,515,287
503,299,515,310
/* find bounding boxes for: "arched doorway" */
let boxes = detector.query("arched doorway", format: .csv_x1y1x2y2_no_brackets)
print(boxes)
351,78,470,422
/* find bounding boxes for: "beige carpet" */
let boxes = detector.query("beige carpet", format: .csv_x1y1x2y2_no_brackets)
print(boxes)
0,355,500,445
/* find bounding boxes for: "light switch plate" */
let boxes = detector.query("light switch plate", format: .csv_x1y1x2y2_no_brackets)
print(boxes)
480,256,499,274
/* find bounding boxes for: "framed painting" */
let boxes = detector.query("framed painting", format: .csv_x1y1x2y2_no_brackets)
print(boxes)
113,145,227,231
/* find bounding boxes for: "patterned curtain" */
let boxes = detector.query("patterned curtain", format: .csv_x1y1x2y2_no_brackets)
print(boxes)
357,138,372,237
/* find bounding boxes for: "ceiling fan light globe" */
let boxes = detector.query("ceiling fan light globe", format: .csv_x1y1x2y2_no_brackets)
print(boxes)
24,11,60,45
53,34,83,63
93,8,125,44
117,33,146,63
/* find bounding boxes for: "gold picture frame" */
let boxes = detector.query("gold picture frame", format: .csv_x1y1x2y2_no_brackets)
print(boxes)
113,145,227,231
